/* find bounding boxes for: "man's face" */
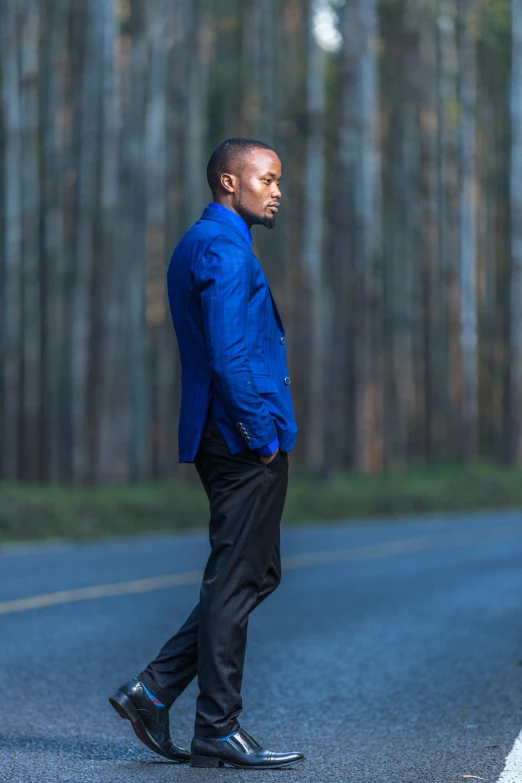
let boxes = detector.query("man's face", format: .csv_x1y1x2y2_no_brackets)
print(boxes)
227,148,282,229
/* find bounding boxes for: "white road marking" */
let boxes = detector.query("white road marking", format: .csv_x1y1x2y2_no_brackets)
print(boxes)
497,729,522,782
1,524,522,616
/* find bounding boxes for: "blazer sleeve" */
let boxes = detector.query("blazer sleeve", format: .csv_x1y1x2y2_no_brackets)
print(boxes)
192,233,278,451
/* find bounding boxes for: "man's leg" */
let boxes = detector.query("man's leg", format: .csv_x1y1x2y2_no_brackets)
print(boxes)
193,437,288,738
138,425,285,714
138,534,281,708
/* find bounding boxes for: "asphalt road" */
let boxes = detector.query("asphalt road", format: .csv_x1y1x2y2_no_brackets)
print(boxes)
2,510,522,783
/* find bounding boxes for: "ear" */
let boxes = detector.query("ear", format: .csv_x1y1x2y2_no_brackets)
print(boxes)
220,173,236,194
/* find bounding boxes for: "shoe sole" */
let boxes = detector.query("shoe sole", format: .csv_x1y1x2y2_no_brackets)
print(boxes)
108,689,188,763
190,753,305,769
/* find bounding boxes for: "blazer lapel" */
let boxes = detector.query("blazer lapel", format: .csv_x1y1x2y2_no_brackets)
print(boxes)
254,254,285,336
200,207,285,335
267,283,286,336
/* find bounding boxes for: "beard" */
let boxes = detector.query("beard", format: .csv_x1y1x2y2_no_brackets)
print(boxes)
238,201,276,229
255,213,276,229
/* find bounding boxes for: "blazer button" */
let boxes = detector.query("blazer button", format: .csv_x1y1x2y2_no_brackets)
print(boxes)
284,376,290,385
245,436,251,442
237,422,243,428
280,336,285,345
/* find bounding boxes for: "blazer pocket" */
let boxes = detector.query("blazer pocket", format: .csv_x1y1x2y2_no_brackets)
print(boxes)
252,374,278,394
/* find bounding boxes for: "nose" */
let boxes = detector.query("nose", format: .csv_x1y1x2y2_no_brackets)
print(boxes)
271,182,281,200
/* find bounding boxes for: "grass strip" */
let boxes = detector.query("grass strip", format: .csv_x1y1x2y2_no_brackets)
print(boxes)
1,460,521,543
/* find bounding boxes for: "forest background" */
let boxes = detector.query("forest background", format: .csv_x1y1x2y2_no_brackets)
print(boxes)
2,0,522,538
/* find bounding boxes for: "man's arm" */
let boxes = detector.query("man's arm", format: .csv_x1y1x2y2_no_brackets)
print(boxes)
192,234,278,452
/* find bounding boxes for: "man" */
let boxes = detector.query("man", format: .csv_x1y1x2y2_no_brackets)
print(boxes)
109,138,304,770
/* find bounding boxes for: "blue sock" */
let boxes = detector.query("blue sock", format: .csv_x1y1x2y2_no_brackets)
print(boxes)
214,731,236,742
141,682,165,707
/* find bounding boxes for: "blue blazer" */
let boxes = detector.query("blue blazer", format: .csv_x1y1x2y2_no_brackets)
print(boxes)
167,204,298,463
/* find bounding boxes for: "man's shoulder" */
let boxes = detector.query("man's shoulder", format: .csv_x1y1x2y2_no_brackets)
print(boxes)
177,216,250,259
180,214,238,242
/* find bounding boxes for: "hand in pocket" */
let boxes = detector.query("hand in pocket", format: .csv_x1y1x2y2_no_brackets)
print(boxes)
259,447,279,465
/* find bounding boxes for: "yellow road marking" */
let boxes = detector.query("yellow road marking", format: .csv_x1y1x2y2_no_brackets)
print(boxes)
1,524,521,616
0,570,203,615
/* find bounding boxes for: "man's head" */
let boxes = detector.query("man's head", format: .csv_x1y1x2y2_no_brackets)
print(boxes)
206,138,282,229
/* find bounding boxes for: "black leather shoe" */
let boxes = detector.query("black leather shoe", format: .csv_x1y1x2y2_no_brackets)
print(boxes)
190,727,305,769
109,678,189,762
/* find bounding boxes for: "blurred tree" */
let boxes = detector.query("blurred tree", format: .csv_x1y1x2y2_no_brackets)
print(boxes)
302,0,327,468
184,0,211,227
336,0,383,473
94,0,127,482
72,0,102,485
380,0,423,465
1,0,23,480
419,0,443,461
459,0,478,458
0,0,519,482
510,0,522,463
20,0,42,481
437,0,461,454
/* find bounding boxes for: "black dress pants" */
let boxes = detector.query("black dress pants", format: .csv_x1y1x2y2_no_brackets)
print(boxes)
139,408,289,738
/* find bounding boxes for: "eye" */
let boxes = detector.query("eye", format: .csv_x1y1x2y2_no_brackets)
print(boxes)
262,178,271,184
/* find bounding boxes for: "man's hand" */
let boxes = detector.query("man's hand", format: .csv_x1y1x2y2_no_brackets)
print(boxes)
259,446,279,465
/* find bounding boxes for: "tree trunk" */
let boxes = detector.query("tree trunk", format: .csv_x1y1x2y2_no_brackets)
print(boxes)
184,0,210,227
439,0,461,455
302,0,327,469
144,0,173,478
330,0,358,473
458,0,478,459
380,0,422,466
165,0,186,479
0,0,23,479
94,0,127,482
41,0,68,482
337,0,383,473
419,0,441,461
122,0,148,483
71,0,102,485
509,0,522,463
20,0,42,480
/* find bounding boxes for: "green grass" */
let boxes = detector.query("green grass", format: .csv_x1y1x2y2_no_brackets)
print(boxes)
1,460,522,544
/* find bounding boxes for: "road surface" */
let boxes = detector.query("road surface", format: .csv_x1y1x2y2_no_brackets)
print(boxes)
2,510,522,782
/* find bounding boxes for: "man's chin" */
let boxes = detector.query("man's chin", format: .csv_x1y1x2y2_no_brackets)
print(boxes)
254,214,276,230
239,204,276,229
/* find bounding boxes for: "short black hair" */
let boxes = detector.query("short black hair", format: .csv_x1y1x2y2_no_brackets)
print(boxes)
206,137,274,195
